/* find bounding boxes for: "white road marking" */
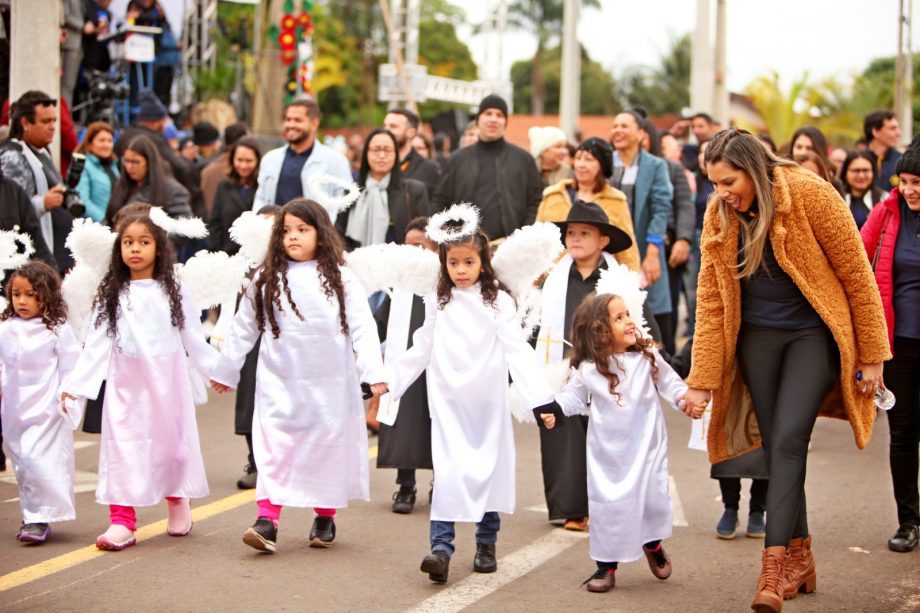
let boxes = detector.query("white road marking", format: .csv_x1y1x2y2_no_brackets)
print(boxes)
408,529,589,613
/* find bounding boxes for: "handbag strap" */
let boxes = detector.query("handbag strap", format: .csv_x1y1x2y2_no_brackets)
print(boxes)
871,208,895,272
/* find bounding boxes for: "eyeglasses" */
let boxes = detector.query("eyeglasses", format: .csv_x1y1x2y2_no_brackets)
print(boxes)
369,147,395,156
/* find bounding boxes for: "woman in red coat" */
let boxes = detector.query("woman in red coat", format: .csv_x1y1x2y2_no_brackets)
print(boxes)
860,135,920,554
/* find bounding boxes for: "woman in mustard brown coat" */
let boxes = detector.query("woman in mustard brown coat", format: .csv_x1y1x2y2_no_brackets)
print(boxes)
684,130,890,613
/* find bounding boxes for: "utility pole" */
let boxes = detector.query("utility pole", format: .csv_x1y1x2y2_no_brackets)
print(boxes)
559,0,580,140
689,0,712,116
712,0,729,127
10,0,61,165
895,0,914,146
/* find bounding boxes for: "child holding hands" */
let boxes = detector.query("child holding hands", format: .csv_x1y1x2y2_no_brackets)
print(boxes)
0,261,81,543
387,212,558,584
541,292,702,593
61,210,218,551
210,199,387,552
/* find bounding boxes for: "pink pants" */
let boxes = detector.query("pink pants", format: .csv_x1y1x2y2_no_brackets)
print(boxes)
256,499,335,521
109,497,181,532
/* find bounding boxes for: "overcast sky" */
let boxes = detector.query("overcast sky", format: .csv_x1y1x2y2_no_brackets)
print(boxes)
456,0,918,93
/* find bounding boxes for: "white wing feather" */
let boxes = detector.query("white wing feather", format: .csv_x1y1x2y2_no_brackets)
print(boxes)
149,206,209,239
229,211,274,267
176,251,251,310
345,243,439,297
62,219,118,341
595,263,651,338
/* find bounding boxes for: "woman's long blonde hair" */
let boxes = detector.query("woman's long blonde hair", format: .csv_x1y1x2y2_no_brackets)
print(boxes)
704,129,797,279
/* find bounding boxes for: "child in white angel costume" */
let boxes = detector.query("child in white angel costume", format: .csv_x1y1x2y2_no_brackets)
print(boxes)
61,209,219,551
539,278,703,593
0,259,81,544
210,199,387,553
387,206,560,585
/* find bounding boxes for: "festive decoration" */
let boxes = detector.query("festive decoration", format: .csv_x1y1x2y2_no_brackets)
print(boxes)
426,203,481,245
272,0,316,102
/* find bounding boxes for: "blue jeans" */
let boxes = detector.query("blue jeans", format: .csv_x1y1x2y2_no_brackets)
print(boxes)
430,512,501,557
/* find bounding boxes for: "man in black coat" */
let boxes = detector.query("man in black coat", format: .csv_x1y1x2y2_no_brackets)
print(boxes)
431,94,542,241
383,108,440,197
114,91,194,192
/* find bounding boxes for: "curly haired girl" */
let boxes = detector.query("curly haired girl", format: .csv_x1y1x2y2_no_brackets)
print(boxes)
0,260,80,544
61,210,218,552
388,223,557,584
542,292,700,593
210,199,387,553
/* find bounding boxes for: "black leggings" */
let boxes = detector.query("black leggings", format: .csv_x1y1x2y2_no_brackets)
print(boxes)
719,477,768,513
739,324,839,548
885,336,920,528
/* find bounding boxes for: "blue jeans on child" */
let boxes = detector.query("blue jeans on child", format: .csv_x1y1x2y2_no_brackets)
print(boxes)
430,512,500,557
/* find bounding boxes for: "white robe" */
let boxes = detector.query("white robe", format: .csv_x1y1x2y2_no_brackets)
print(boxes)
64,280,218,507
388,285,555,522
0,318,81,523
556,350,687,563
210,261,385,508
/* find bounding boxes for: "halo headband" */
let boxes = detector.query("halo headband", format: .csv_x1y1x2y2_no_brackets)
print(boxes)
306,172,362,215
426,203,481,244
0,230,35,271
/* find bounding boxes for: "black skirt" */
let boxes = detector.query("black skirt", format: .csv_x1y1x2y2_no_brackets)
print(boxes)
538,414,590,520
234,337,261,435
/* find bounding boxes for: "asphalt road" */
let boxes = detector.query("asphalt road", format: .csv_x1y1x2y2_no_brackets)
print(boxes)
0,389,918,612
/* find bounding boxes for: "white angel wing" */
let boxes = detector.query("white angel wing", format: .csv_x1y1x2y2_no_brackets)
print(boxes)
176,251,251,310
595,263,651,338
62,219,118,341
229,211,275,267
491,222,564,336
149,206,208,239
344,243,439,297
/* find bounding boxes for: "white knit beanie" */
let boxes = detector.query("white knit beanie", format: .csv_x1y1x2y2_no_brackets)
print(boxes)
528,126,568,160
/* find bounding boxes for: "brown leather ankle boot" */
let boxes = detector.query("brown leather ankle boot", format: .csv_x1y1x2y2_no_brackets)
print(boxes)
751,546,786,612
783,535,816,599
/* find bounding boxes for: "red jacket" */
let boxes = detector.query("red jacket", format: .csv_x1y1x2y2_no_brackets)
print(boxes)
860,187,901,350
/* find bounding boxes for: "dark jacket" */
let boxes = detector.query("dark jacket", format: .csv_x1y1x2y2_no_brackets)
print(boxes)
0,176,55,269
432,139,542,239
209,179,256,254
106,176,192,225
335,176,430,246
665,159,696,246
401,148,440,198
115,124,194,192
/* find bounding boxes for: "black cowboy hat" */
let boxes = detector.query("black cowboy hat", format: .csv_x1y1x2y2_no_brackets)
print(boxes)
553,199,633,254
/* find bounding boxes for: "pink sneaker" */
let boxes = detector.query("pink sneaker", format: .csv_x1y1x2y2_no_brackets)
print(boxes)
96,524,136,551
167,498,193,536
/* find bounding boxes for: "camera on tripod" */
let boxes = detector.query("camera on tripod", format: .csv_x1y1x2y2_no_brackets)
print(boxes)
63,153,87,218
88,71,130,102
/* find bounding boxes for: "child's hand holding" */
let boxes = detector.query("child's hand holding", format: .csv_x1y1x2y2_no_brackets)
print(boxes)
60,391,76,413
369,383,388,397
210,380,232,394
540,413,556,429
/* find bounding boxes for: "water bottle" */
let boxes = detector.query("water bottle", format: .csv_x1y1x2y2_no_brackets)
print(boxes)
856,370,896,411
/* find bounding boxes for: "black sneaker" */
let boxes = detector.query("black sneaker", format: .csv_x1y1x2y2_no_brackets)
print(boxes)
236,464,257,490
242,517,277,553
392,486,417,514
420,550,450,583
309,516,336,548
888,523,920,553
473,543,497,573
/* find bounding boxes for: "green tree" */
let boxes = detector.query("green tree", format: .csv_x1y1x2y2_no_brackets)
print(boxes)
507,0,600,116
510,45,619,116
617,34,691,116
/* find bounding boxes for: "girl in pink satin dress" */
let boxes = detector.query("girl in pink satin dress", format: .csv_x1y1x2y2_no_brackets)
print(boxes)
62,210,218,551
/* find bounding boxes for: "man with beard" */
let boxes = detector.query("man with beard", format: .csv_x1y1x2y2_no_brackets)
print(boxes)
432,94,542,242
383,108,440,196
253,99,352,211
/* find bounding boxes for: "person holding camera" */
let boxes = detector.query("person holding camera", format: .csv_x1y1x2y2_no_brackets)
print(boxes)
0,90,75,272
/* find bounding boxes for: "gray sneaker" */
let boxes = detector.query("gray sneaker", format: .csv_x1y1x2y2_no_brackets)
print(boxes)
17,523,50,543
237,464,257,490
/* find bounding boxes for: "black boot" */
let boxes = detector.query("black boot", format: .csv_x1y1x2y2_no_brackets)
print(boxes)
473,543,497,573
309,516,336,548
242,517,277,553
420,550,450,583
392,485,417,514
